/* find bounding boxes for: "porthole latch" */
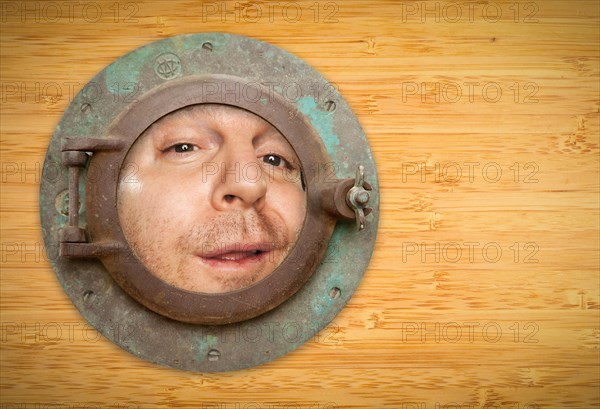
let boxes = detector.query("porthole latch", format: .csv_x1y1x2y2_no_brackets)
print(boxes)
321,164,374,230
346,165,373,230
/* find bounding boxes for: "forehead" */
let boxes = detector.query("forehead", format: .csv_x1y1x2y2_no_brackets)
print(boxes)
148,104,277,133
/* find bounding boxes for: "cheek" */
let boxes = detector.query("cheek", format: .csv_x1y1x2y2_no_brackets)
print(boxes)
267,183,307,238
118,167,212,236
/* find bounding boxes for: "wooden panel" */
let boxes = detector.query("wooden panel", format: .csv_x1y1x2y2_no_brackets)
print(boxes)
1,1,598,408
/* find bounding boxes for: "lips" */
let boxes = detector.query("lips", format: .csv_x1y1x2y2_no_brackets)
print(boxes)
207,250,262,261
197,242,276,267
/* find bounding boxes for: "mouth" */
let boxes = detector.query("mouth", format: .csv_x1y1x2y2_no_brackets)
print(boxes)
197,243,276,268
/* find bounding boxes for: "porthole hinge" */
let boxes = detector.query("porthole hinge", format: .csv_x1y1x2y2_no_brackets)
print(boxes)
59,136,126,257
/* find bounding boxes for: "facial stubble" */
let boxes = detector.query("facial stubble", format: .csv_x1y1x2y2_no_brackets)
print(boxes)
123,208,291,293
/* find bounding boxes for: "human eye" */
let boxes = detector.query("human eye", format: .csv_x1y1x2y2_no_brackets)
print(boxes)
262,153,292,169
163,143,198,155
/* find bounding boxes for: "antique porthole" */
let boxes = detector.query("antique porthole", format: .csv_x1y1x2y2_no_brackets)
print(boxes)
40,33,379,372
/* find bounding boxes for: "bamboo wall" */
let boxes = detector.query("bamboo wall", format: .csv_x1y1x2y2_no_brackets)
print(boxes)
1,1,599,408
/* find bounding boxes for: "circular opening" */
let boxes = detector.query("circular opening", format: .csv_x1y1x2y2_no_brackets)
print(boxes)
117,104,307,294
86,75,340,324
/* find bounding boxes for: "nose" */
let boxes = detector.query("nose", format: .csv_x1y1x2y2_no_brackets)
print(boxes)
211,143,267,212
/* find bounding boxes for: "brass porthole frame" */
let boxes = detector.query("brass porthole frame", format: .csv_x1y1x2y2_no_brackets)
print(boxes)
40,33,379,371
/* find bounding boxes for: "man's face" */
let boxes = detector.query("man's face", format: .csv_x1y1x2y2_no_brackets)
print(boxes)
117,104,306,293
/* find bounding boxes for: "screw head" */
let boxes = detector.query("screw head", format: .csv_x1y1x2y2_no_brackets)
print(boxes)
356,190,370,205
207,349,220,361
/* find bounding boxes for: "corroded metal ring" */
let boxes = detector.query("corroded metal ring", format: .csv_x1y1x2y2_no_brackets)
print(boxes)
78,75,336,325
40,33,379,371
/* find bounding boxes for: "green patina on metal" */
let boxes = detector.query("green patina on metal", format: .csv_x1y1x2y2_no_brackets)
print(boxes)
179,33,228,53
197,334,219,360
296,96,340,168
40,33,378,372
105,52,144,96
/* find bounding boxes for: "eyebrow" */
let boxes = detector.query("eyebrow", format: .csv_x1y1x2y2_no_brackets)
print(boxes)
144,107,296,159
148,117,222,146
253,130,297,159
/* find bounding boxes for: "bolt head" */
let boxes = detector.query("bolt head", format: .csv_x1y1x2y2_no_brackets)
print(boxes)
356,190,370,205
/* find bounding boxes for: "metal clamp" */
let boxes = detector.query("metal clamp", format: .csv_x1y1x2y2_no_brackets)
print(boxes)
346,165,373,230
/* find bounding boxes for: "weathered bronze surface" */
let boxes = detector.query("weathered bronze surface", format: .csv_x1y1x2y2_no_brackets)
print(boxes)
40,33,379,372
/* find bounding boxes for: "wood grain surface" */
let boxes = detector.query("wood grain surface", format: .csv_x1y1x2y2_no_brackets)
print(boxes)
1,1,599,408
